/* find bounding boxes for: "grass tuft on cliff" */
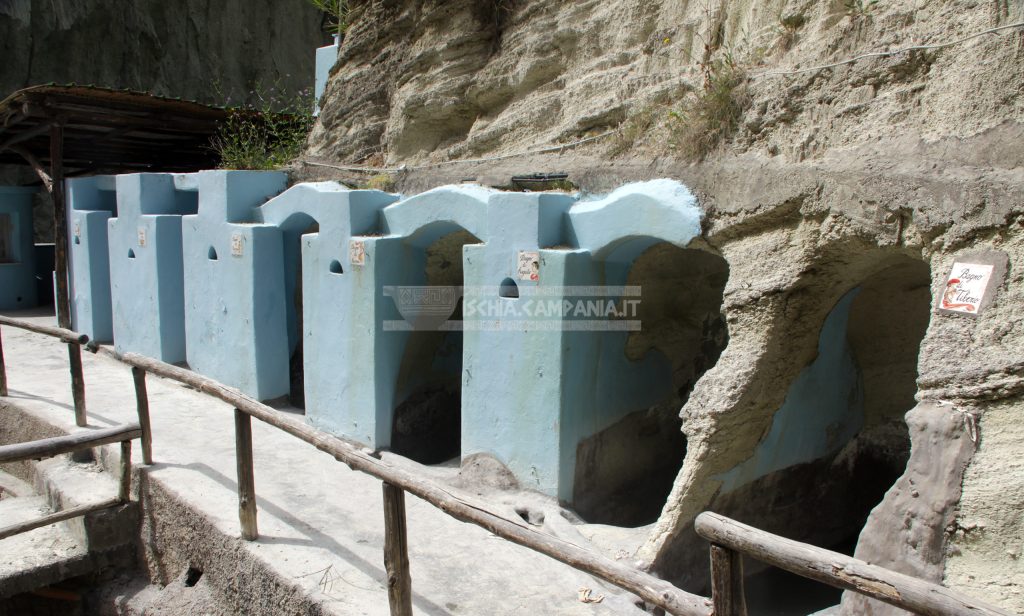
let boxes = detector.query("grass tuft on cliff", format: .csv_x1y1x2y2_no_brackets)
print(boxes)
670,55,750,160
210,84,314,170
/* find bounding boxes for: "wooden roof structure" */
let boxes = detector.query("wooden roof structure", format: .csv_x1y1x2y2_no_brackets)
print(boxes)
0,85,231,330
0,85,228,176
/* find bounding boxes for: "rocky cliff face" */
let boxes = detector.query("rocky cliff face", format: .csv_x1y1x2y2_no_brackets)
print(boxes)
307,0,1024,612
0,0,328,106
309,0,1022,167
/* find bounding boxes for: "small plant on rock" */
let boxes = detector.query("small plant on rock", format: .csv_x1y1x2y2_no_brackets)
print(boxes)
844,0,879,18
307,0,353,36
777,13,807,50
669,53,750,160
210,83,315,170
363,173,396,192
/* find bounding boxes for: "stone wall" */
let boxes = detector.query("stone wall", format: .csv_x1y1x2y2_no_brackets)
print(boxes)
0,0,329,107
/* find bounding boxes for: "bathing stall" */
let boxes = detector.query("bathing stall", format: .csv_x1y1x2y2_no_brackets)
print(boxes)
107,173,200,364
181,171,288,398
0,186,39,310
67,176,117,341
67,173,730,514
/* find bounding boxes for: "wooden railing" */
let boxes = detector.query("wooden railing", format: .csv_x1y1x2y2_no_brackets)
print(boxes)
0,422,141,541
695,509,1014,616
0,315,1013,616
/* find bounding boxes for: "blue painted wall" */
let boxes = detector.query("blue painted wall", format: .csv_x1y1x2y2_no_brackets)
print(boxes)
68,174,718,504
718,289,864,492
0,186,39,310
260,182,398,416
67,176,117,342
108,174,199,363
314,38,338,116
182,170,288,399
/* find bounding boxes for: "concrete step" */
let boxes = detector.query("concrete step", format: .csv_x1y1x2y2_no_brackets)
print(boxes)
31,455,137,553
0,494,54,528
0,469,34,498
0,495,89,598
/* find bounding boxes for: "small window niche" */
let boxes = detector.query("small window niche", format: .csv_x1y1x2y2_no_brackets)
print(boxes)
499,277,519,299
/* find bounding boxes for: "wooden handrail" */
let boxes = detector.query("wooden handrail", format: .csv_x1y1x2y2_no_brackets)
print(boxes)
85,345,713,616
0,423,141,463
0,498,124,542
5,316,1010,616
0,315,89,425
0,315,88,345
694,512,1014,616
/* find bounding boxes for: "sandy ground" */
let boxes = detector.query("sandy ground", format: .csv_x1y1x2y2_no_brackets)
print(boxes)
0,308,662,616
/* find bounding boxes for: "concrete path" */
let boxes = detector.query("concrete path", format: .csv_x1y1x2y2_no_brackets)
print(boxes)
0,309,654,615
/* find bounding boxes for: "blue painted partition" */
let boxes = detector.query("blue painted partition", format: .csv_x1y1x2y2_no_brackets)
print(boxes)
302,180,704,501
457,181,702,500
314,37,339,116
67,176,117,341
316,185,491,448
259,182,398,416
0,186,39,310
108,173,199,363
182,170,288,400
60,171,711,505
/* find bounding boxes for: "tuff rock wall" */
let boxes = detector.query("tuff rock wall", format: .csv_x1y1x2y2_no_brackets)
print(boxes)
305,0,1024,611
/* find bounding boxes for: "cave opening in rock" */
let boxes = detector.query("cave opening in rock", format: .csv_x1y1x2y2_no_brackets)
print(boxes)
391,228,480,465
723,256,931,614
573,243,729,527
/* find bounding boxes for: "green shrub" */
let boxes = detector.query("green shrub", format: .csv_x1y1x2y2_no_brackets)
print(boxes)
844,0,879,17
362,173,396,192
210,84,314,170
307,0,352,36
669,55,750,160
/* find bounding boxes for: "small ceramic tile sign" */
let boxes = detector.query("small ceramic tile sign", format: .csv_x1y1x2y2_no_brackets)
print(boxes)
939,263,993,315
137,227,146,247
230,233,244,257
517,251,540,282
349,239,366,266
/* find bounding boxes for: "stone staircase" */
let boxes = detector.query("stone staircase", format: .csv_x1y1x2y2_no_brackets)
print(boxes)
0,447,137,600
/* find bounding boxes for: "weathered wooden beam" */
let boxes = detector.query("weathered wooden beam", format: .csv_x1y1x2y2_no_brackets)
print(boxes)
0,498,121,541
0,327,7,397
27,101,222,133
709,545,747,616
383,483,413,616
0,423,141,463
9,144,53,192
694,512,1013,616
67,342,87,427
0,315,88,345
131,367,153,464
119,440,132,502
0,123,52,153
87,345,712,616
51,123,71,330
234,408,258,541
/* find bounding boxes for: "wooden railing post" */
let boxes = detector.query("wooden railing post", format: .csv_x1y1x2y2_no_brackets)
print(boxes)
0,326,7,397
710,544,747,616
382,482,413,616
234,408,258,540
131,367,153,464
67,342,86,426
119,440,132,503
